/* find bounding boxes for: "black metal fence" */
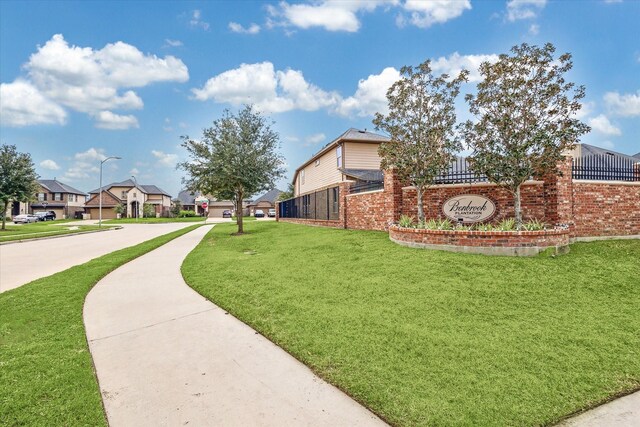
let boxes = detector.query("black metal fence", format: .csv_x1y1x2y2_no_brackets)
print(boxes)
434,157,488,184
278,186,340,220
572,155,640,181
350,180,384,194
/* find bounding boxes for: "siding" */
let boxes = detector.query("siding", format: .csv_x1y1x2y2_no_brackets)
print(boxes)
296,148,342,196
344,142,381,170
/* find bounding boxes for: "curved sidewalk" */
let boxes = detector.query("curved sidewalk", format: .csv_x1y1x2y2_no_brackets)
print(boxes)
84,225,385,426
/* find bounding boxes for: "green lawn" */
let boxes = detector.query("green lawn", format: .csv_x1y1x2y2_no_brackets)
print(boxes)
0,224,202,426
182,221,640,427
102,216,206,224
0,222,113,242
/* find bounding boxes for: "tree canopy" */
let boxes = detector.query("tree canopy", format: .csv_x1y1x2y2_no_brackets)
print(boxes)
0,144,40,230
461,43,590,229
374,60,468,222
179,105,285,234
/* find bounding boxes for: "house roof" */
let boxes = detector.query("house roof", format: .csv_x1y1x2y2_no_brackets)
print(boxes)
38,179,86,195
292,128,389,183
88,179,171,197
578,143,639,162
341,169,384,181
251,188,283,205
176,190,200,205
85,190,121,207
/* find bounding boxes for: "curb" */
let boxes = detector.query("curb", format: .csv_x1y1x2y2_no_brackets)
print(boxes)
0,226,123,246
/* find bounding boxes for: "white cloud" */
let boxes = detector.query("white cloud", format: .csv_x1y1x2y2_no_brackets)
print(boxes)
603,91,640,117
61,148,109,182
506,0,547,21
130,168,140,175
40,159,60,170
336,67,400,117
574,101,595,120
152,150,178,167
189,10,210,30
6,34,189,128
305,133,326,145
402,0,471,28
430,52,499,82
75,147,107,162
528,23,539,35
0,79,67,127
93,111,139,130
229,22,261,34
588,114,622,136
192,62,340,113
164,39,183,47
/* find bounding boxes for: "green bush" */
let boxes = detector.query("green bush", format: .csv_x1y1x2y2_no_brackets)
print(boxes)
179,210,198,218
142,203,155,218
398,215,415,228
523,218,546,231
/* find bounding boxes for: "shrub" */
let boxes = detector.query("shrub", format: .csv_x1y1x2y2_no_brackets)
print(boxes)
496,218,516,231
142,203,155,218
398,215,415,228
523,218,547,231
179,210,198,218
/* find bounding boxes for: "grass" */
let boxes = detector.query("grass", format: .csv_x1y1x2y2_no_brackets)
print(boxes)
0,222,113,242
0,224,202,426
102,216,206,224
182,221,640,427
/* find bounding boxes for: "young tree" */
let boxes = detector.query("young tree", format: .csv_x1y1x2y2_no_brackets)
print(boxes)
170,199,182,217
179,105,286,234
373,60,468,222
461,43,590,229
277,182,295,201
0,144,40,230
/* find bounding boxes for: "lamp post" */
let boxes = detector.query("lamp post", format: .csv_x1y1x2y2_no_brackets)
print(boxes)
131,175,139,221
99,156,121,227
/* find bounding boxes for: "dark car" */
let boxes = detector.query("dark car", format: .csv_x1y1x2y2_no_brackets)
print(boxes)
254,209,265,218
35,211,57,221
222,210,232,218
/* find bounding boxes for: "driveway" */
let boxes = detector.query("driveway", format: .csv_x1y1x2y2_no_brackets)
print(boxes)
0,223,195,293
84,225,386,426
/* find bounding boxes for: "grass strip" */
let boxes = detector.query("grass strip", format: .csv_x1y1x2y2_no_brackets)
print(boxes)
0,224,202,426
182,221,640,427
0,225,113,243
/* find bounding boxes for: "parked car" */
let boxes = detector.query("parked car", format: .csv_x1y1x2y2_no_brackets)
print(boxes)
222,210,232,218
268,208,276,218
254,209,265,218
13,214,39,224
35,211,57,221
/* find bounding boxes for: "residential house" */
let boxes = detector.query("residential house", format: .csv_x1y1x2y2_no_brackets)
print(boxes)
176,190,251,217
85,179,171,219
292,128,389,197
247,188,283,215
10,179,86,219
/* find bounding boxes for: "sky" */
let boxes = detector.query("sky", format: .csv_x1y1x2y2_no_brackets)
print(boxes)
1,0,639,197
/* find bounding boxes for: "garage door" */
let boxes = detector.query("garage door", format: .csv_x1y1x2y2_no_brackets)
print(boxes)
208,207,228,218
88,208,117,219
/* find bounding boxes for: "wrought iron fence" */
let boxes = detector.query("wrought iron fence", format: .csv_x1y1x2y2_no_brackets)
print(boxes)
278,186,340,220
350,180,384,194
434,157,488,184
572,155,640,181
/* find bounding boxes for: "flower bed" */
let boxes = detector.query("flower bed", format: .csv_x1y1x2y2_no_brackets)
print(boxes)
389,224,570,256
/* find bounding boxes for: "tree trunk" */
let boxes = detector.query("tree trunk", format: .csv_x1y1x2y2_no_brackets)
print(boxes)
236,190,244,234
416,186,425,222
514,184,522,231
1,201,7,231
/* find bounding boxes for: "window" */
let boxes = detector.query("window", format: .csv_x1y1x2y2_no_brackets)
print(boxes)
301,169,305,185
315,160,320,167
122,191,127,199
54,193,62,201
37,193,46,201
336,145,343,168
332,187,339,214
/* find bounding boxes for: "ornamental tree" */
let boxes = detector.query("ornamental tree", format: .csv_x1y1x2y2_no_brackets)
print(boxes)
461,43,590,230
0,144,40,230
374,60,468,222
179,105,286,234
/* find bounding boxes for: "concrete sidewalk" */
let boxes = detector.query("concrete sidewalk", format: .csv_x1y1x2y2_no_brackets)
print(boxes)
84,225,385,426
557,391,640,427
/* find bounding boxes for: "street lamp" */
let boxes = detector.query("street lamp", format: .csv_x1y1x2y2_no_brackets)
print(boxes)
131,175,139,220
99,156,121,227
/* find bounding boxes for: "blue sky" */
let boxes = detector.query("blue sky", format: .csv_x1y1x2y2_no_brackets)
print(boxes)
1,0,638,197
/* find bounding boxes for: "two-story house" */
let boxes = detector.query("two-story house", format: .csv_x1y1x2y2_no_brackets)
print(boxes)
85,179,172,219
26,179,87,219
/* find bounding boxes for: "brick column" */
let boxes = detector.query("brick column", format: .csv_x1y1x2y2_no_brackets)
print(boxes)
543,156,574,228
339,181,351,229
383,168,404,226
275,201,280,222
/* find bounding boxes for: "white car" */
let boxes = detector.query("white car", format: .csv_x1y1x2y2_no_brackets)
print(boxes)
268,208,276,217
13,214,39,224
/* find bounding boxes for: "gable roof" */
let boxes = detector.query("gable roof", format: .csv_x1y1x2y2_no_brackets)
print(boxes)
578,143,639,162
89,179,171,197
85,190,121,207
252,188,283,205
292,128,389,183
38,179,86,195
176,190,200,205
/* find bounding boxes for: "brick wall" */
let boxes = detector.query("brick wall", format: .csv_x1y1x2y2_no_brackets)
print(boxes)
402,182,547,224
572,181,640,237
346,190,388,230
